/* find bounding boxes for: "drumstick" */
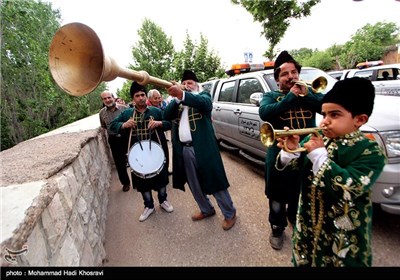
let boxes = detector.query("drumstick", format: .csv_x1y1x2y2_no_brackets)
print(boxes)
149,116,154,151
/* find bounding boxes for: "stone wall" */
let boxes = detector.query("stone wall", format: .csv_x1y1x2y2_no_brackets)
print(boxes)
0,114,113,266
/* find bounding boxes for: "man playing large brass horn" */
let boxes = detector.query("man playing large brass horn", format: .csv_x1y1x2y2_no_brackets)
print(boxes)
258,51,324,250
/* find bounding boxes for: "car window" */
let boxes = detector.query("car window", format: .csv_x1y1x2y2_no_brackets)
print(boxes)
218,81,235,102
237,78,264,104
202,82,213,93
328,72,343,80
263,73,279,91
354,69,373,80
376,68,399,81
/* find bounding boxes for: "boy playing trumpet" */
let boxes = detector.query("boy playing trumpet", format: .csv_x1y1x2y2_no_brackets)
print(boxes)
276,77,386,267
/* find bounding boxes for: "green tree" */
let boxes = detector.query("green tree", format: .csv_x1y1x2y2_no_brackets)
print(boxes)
301,51,333,71
129,18,176,94
326,44,345,70
232,0,320,60
119,20,226,100
173,32,226,82
1,0,102,150
339,21,399,69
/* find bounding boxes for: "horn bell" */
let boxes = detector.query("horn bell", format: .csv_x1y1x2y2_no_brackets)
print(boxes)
48,22,107,96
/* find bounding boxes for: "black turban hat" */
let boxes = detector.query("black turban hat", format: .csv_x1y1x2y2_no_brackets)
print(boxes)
182,70,199,82
273,50,302,80
129,82,147,98
322,77,375,117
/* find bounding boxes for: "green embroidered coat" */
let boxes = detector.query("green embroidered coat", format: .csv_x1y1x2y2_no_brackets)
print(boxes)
110,106,171,192
284,131,386,267
259,88,323,201
163,91,230,194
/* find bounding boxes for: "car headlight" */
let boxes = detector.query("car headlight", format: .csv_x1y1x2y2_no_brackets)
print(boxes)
364,131,400,162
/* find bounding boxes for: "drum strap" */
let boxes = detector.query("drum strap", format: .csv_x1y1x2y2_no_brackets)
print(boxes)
149,116,162,148
127,110,135,155
127,111,162,154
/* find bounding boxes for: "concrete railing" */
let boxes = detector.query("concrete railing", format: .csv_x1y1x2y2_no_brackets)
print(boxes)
0,114,113,266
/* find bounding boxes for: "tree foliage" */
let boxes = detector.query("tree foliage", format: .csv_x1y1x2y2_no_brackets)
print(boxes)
118,19,226,101
291,21,400,70
1,0,102,151
173,32,226,82
338,21,399,69
231,0,320,60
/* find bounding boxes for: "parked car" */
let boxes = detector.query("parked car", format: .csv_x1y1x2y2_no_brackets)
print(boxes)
211,66,336,163
344,64,400,96
208,64,400,215
201,78,221,100
327,69,351,80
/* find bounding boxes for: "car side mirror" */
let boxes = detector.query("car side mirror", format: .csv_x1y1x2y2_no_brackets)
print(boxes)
250,92,263,106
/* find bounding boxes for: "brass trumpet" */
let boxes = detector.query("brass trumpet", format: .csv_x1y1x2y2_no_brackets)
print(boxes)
260,122,323,153
48,22,173,96
295,76,328,96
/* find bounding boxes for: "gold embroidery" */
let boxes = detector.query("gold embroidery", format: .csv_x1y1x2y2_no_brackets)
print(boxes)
176,107,203,132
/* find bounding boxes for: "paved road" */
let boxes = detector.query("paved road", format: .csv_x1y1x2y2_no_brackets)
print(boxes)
103,144,400,267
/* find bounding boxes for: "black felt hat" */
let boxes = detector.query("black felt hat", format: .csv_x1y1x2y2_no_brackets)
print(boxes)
129,82,147,97
181,70,199,82
274,51,295,71
273,50,301,79
322,77,375,116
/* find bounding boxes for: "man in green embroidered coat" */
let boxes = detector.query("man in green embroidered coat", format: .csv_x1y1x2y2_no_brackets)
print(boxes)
276,77,386,266
164,70,237,231
110,82,173,222
259,51,324,250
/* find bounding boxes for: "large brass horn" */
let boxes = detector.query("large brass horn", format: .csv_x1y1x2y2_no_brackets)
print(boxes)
48,22,173,96
260,122,323,153
295,76,328,96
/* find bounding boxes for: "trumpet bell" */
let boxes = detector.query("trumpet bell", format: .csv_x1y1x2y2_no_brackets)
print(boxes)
312,76,328,93
295,76,328,95
260,122,322,153
260,123,275,147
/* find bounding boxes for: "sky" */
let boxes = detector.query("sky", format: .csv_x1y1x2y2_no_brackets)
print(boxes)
46,0,400,93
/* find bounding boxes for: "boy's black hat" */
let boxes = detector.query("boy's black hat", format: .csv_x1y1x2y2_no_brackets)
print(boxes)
182,70,199,82
130,82,147,97
322,77,375,116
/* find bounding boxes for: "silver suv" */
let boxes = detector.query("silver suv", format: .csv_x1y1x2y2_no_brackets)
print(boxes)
207,66,400,215
344,64,400,96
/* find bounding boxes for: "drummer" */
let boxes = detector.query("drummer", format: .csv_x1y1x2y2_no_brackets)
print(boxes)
110,82,173,222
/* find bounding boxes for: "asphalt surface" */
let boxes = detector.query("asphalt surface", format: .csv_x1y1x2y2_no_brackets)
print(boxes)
103,143,400,267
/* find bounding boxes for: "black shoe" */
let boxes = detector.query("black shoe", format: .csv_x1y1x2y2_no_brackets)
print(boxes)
269,232,284,250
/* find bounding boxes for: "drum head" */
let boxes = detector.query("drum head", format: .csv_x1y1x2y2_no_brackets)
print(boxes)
128,140,165,179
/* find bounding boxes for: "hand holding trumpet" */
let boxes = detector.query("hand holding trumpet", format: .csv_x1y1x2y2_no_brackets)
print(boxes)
167,81,184,100
291,81,308,97
276,127,324,154
260,122,325,153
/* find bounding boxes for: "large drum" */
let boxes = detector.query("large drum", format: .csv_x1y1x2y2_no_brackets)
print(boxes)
128,140,166,179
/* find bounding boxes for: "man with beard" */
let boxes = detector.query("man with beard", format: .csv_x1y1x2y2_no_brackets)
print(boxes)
164,70,237,231
99,91,131,192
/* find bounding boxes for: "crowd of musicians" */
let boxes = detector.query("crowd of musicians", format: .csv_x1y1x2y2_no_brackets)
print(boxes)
99,51,386,267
